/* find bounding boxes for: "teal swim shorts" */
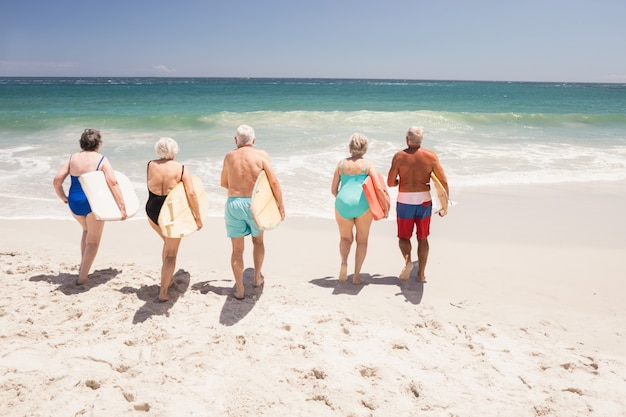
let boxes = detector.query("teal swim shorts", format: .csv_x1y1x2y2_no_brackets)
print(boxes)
225,197,262,238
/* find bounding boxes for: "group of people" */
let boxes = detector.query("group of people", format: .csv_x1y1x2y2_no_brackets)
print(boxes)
53,125,448,302
332,126,449,285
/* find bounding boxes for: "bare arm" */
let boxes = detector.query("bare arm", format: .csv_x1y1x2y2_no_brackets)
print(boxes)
220,156,229,189
387,154,400,188
431,156,449,197
53,157,70,204
181,169,203,230
331,163,341,197
101,158,127,220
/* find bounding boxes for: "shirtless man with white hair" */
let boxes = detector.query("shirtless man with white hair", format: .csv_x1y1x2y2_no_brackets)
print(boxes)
220,124,285,300
387,126,449,283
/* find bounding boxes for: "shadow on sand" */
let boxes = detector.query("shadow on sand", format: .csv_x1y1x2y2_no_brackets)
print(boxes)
29,267,121,295
191,268,264,326
309,262,424,304
119,269,190,324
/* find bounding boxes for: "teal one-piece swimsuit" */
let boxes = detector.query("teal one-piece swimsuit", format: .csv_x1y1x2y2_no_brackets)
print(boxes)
335,162,369,219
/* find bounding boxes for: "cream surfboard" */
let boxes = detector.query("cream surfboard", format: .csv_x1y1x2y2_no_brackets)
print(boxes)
250,170,282,230
430,173,449,217
362,172,390,220
79,170,139,221
158,176,209,238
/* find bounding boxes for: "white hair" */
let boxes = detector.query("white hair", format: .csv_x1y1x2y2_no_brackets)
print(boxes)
406,126,424,146
348,133,368,157
155,137,179,160
235,124,255,146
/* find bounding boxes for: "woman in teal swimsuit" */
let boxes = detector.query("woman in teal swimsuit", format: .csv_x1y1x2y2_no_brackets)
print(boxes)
53,129,127,286
331,133,389,284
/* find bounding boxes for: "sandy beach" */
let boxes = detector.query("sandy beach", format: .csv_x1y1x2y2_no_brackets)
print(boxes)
1,182,625,417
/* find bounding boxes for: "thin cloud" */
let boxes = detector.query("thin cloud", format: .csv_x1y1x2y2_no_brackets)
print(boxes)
153,65,176,74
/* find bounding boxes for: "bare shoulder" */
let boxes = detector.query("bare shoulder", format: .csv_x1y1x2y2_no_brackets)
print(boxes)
256,148,271,159
418,147,440,161
391,150,405,162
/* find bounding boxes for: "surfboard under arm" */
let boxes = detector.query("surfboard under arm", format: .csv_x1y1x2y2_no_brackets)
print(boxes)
430,172,449,217
79,170,139,221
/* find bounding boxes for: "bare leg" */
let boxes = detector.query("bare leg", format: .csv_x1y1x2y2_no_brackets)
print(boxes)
230,237,245,299
158,237,182,301
416,237,429,283
398,238,413,281
147,218,182,301
335,210,354,281
75,213,104,285
352,211,373,284
252,232,265,286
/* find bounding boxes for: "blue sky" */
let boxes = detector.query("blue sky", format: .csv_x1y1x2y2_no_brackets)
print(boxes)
1,0,625,82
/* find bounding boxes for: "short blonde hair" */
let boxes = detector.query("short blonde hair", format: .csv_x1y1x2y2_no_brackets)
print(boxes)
155,137,179,160
235,124,255,146
348,133,368,157
406,126,424,146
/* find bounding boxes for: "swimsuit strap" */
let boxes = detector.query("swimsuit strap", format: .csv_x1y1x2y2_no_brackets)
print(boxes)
180,165,185,181
96,155,105,170
363,160,369,174
340,160,345,175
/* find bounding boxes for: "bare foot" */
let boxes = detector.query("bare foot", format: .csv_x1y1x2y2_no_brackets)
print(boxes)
155,295,170,303
75,278,90,286
398,262,413,281
338,264,348,282
158,287,170,302
352,275,362,285
254,274,265,287
417,276,427,283
232,291,245,300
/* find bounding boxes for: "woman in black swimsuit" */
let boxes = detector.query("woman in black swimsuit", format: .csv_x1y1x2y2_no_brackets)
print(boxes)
146,137,203,302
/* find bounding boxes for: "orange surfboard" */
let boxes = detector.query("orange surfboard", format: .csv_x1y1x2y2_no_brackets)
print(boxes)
362,173,390,220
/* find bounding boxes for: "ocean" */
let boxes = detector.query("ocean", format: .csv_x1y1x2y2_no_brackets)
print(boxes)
1,77,625,220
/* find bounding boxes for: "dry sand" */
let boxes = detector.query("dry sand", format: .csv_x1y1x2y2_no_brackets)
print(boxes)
1,182,625,416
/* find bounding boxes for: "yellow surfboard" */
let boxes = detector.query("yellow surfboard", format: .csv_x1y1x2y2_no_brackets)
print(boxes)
250,170,282,230
158,176,209,238
430,173,449,217
79,170,139,221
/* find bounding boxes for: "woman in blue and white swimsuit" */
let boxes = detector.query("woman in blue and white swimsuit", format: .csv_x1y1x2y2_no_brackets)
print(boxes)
331,133,389,284
53,129,127,285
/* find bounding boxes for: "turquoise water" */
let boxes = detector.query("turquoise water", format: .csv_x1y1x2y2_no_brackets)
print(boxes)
1,78,625,219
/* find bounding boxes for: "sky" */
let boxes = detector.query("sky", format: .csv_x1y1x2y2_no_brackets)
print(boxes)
1,0,625,82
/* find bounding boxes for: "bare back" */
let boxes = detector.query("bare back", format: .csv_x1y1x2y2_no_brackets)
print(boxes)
388,146,448,194
147,159,184,196
69,151,105,176
221,146,268,197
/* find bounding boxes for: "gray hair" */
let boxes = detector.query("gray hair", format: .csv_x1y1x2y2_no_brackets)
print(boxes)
406,126,424,146
79,128,102,151
348,133,368,157
235,124,255,146
155,137,179,160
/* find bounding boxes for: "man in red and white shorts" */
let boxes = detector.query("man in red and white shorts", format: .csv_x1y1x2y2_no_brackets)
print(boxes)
387,127,449,283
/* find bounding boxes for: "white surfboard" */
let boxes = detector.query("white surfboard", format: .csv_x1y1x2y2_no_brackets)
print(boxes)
430,173,450,217
250,170,282,230
79,170,139,221
158,176,209,238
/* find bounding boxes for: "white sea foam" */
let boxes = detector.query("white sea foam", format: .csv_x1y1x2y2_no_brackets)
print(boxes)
2,105,626,219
